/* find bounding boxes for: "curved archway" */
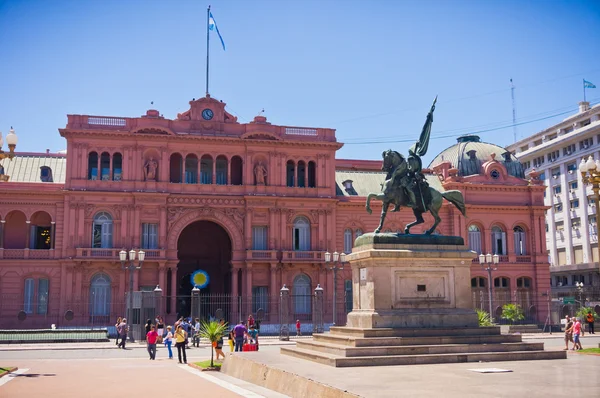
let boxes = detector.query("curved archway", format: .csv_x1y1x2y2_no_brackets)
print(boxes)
176,221,232,317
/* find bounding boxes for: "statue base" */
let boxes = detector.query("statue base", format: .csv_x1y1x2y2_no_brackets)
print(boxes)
346,234,477,328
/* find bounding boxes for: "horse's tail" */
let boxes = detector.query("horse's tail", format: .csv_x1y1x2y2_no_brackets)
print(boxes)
441,190,467,217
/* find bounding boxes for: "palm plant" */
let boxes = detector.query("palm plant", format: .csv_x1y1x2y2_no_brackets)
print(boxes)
501,303,525,324
476,309,493,326
198,320,228,368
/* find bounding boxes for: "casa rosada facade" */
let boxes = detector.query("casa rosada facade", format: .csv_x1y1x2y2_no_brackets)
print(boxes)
0,95,551,328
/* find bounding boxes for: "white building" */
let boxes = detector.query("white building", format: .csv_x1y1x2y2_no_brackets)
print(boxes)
507,101,600,292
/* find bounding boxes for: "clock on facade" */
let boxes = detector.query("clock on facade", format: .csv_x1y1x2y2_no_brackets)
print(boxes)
202,109,214,120
490,169,500,179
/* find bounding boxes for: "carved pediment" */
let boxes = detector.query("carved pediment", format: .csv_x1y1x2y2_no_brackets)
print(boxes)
241,132,280,141
132,127,174,135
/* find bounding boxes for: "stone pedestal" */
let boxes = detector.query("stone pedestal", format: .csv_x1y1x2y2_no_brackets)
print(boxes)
346,233,477,329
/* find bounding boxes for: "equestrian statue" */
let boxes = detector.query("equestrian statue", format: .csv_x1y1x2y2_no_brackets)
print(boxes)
365,97,467,235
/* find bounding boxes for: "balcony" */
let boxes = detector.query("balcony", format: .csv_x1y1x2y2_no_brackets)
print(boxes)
75,248,166,259
281,251,324,262
0,249,55,260
246,250,279,262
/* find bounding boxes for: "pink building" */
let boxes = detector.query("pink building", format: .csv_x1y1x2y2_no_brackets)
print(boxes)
0,95,550,329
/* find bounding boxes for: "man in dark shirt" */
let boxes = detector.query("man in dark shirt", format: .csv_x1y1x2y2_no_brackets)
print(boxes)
233,321,247,352
564,315,574,350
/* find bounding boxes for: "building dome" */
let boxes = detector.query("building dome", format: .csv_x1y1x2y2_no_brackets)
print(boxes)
428,135,525,178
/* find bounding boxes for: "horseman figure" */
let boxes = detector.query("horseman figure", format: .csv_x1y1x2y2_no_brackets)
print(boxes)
366,97,467,235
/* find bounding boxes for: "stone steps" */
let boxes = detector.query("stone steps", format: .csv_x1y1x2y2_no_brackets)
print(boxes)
296,340,545,357
328,326,500,338
313,332,522,347
281,346,566,367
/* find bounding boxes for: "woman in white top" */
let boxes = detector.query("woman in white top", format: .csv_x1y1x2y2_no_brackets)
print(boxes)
164,325,174,359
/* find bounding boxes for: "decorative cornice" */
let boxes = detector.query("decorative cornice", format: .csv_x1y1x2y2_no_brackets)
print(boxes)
167,197,245,206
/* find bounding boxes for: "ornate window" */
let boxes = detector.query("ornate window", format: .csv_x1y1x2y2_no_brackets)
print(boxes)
92,212,113,248
112,153,122,181
252,226,268,250
491,226,506,255
468,225,482,254
293,217,310,251
88,152,98,180
513,226,526,255
90,274,111,317
40,166,53,182
343,229,352,254
100,152,110,181
293,274,311,315
170,153,183,183
297,161,306,188
185,154,198,184
286,160,295,187
200,155,213,184
141,223,158,249
24,277,49,314
216,155,228,185
308,161,316,188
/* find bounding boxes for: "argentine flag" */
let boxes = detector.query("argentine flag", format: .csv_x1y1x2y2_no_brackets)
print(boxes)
584,79,596,89
209,12,226,51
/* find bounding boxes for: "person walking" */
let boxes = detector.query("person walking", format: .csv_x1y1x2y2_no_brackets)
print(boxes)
156,315,165,343
248,324,259,351
146,325,158,360
193,318,201,347
114,316,122,346
228,329,235,352
296,319,302,336
563,315,574,350
233,321,247,352
175,324,188,364
164,325,174,359
586,311,595,334
117,318,128,349
144,319,153,341
572,317,584,350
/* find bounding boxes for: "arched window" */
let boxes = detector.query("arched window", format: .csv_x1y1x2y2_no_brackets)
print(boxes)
491,226,506,255
297,161,306,188
516,277,532,289
100,152,110,181
170,153,183,183
293,217,310,251
112,153,122,181
216,155,228,185
293,274,311,315
344,280,353,313
308,161,316,188
513,226,526,255
471,277,486,288
200,155,213,184
343,228,352,254
355,229,363,239
494,277,510,288
88,151,98,180
92,212,113,248
90,274,111,317
468,225,482,254
231,156,243,185
40,166,53,182
286,160,295,187
185,154,198,184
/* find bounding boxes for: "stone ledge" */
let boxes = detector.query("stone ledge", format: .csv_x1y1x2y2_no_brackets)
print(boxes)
354,232,464,247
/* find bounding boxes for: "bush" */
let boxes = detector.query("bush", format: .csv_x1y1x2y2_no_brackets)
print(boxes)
501,303,525,324
477,309,494,326
575,307,598,322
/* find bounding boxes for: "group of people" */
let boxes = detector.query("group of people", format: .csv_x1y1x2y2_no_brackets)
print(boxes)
230,316,260,352
563,315,585,351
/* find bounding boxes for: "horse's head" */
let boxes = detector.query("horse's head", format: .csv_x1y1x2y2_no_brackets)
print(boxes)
382,150,405,172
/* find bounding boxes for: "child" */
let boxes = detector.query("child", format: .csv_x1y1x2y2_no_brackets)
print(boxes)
296,319,302,336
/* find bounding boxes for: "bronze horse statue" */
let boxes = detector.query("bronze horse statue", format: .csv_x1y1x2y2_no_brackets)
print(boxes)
366,150,466,235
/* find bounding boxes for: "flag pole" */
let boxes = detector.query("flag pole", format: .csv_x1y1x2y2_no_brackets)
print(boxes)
583,78,586,102
206,5,211,96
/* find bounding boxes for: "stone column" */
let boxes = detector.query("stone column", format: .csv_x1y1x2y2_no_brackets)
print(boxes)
231,267,240,323
109,154,113,181
245,209,253,250
121,208,128,248
159,206,167,249
25,220,31,249
280,210,287,250
246,263,253,315
212,156,217,184
269,209,277,249
0,220,4,249
295,163,298,187
133,205,141,247
78,205,85,247
227,158,231,185
270,264,278,297
313,284,324,333
50,221,56,249
170,266,177,316
279,285,290,341
158,263,166,296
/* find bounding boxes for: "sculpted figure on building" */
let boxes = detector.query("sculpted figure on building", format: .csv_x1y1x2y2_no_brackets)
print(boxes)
254,161,268,185
144,157,158,181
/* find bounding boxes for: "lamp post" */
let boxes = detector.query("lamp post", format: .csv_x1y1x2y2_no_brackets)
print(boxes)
324,251,346,326
119,249,145,342
579,156,600,288
479,253,500,322
0,127,18,181
575,281,584,308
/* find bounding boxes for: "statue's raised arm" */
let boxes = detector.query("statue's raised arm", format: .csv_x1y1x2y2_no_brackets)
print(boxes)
409,96,437,158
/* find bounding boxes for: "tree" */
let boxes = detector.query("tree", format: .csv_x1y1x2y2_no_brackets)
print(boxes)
198,320,228,368
476,309,493,326
575,306,598,322
501,303,525,324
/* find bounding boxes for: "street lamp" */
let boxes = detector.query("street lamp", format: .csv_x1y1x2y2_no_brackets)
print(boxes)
0,127,18,181
575,281,584,308
580,156,600,285
479,253,500,322
324,251,346,326
119,249,145,342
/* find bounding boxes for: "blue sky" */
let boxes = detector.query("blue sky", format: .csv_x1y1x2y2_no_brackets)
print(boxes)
1,0,599,165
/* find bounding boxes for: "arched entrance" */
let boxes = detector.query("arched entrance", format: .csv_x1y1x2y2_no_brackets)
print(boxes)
176,220,232,317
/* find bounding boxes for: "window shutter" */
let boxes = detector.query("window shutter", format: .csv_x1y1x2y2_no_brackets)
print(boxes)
344,229,352,254
37,279,49,314
150,224,158,249
24,278,34,314
501,232,507,255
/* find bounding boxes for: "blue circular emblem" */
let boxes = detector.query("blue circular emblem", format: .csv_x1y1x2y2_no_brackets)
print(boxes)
190,270,210,289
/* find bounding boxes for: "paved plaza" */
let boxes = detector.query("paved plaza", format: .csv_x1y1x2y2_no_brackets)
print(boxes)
0,335,598,398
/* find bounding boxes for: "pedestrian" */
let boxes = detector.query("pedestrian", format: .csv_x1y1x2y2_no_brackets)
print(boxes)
247,314,255,330
586,311,595,334
164,325,174,359
233,320,247,352
193,318,201,347
175,324,188,364
182,318,191,348
144,319,152,341
249,324,259,351
118,318,128,349
146,325,158,360
114,316,122,346
228,329,235,352
296,319,302,336
572,317,584,350
215,325,225,361
156,315,165,343
563,315,574,350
